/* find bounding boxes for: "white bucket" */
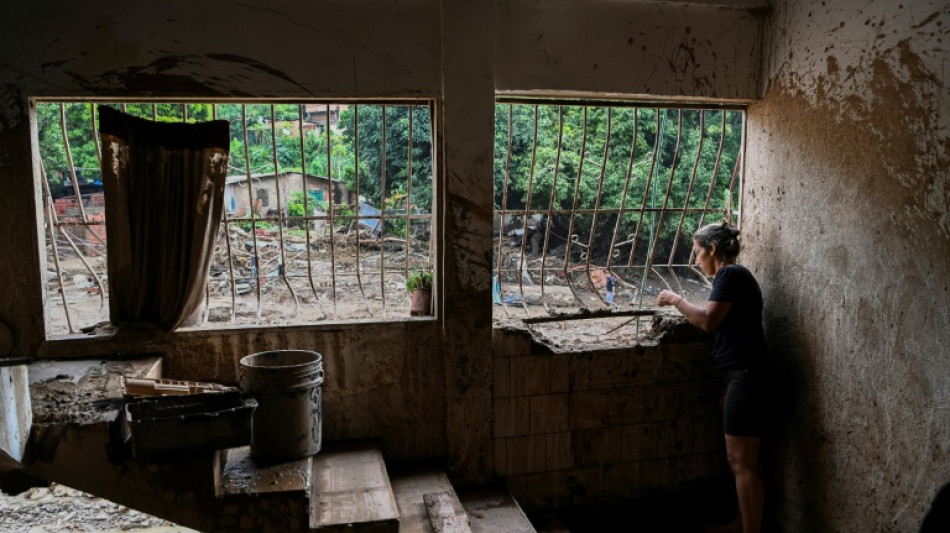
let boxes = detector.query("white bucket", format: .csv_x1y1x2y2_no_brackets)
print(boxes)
239,350,324,460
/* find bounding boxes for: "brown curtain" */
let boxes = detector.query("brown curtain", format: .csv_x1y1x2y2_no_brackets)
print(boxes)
98,105,230,331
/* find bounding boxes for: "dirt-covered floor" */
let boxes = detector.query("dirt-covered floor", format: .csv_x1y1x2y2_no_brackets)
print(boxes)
0,483,196,533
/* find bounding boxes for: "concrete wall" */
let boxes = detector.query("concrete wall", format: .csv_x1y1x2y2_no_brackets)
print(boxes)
496,0,764,100
493,323,727,510
744,0,950,530
0,0,764,485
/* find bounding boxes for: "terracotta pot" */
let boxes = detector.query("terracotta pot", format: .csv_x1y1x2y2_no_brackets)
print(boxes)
410,288,432,316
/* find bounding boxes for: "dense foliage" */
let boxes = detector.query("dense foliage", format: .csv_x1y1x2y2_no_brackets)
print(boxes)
493,104,743,264
34,101,740,266
35,102,434,214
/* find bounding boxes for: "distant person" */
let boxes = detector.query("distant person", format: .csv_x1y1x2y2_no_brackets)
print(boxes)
587,267,606,289
657,221,771,533
605,271,615,304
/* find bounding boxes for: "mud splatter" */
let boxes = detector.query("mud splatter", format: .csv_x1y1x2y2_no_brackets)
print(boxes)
64,54,314,97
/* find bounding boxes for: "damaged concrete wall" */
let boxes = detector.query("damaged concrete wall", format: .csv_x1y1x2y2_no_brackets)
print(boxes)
492,322,726,510
743,0,950,530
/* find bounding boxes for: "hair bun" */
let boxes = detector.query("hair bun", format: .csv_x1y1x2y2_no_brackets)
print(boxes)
719,220,740,238
694,220,742,261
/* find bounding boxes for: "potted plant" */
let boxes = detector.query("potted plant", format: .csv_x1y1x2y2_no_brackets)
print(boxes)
406,269,433,316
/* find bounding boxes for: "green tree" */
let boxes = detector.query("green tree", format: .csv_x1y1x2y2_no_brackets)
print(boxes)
493,103,743,264
339,105,433,212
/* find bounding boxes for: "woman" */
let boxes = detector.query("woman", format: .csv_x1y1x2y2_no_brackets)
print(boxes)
657,221,770,533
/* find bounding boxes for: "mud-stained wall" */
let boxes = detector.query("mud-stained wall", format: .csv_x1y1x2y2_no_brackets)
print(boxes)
492,323,727,511
161,322,447,461
496,0,763,100
0,2,443,100
744,0,950,530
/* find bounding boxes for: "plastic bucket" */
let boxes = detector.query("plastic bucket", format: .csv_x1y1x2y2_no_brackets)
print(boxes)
239,350,324,460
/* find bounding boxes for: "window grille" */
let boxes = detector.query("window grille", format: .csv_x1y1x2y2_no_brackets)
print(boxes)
493,100,744,338
36,101,436,337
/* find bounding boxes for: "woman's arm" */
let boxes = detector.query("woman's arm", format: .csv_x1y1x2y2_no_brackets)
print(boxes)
657,289,731,332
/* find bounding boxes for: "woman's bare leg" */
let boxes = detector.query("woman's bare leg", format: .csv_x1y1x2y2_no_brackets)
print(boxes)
725,434,763,533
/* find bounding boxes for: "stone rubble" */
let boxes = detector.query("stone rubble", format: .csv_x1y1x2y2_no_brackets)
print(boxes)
0,483,197,532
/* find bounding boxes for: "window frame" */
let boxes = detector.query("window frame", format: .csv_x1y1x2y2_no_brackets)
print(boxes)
490,96,747,337
32,98,442,342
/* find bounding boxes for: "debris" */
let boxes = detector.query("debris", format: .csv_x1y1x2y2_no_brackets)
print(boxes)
122,377,238,398
0,483,197,532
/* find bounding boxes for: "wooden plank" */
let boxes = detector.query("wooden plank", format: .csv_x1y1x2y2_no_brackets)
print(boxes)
310,440,399,533
459,490,536,533
390,467,444,533
424,491,471,533
390,466,471,533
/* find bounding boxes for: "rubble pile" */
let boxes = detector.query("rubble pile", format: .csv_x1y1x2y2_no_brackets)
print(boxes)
46,226,433,333
0,484,196,532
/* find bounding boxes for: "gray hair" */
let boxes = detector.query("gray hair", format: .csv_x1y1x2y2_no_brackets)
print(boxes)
693,220,741,261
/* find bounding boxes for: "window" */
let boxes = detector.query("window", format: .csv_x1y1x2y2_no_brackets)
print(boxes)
492,100,744,341
256,188,269,208
36,101,436,337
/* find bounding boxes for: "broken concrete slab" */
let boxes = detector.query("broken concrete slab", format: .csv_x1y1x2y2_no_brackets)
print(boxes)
424,491,471,533
30,357,162,426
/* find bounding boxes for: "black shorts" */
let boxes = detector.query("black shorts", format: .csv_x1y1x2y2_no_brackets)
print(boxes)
721,369,770,438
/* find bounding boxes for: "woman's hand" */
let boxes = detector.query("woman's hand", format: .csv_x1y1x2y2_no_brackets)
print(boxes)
657,289,732,332
657,289,681,307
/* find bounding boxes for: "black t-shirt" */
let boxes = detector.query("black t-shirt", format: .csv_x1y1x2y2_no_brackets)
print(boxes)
708,264,769,371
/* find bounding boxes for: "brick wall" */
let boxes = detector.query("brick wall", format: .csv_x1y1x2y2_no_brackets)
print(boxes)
492,317,729,510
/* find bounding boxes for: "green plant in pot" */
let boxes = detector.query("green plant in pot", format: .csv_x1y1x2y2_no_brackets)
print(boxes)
406,270,433,316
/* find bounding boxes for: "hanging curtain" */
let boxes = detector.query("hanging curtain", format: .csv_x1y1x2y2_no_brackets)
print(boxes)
98,105,230,331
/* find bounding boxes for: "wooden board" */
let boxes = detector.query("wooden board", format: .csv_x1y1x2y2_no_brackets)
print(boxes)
310,440,399,533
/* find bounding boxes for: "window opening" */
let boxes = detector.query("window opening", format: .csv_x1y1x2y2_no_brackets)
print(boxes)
36,101,436,337
493,100,743,343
